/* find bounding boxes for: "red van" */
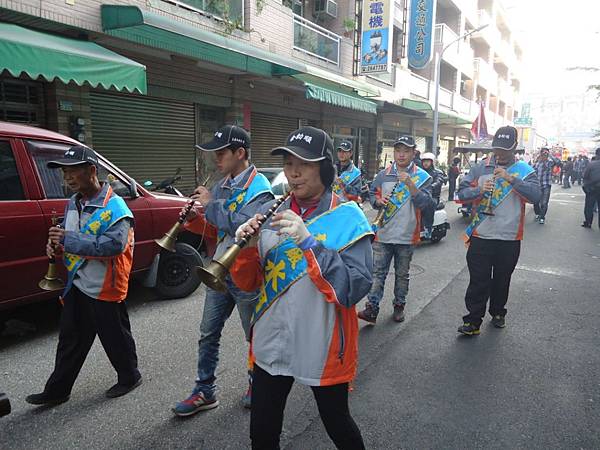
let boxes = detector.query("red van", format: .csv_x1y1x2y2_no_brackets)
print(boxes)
0,121,215,311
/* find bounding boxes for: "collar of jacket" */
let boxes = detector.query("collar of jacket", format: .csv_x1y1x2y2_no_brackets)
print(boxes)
386,161,415,176
74,182,112,209
220,164,256,190
285,189,340,220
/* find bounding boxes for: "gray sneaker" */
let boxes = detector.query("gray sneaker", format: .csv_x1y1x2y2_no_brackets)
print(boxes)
491,315,506,328
357,303,378,324
392,305,405,322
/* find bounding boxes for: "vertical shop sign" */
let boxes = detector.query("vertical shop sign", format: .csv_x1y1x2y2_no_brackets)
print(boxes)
360,0,394,74
408,0,435,69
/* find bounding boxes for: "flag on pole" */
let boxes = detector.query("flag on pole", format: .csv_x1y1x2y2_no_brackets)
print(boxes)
470,101,488,142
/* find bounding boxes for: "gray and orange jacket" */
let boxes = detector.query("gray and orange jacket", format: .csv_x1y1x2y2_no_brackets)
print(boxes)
231,191,373,386
369,162,435,245
458,155,541,241
60,183,134,301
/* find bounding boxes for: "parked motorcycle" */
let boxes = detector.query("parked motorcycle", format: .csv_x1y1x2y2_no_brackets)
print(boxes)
420,200,450,243
144,168,184,197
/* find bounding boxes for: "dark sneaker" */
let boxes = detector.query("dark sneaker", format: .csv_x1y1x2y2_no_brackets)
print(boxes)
173,390,219,417
582,222,591,228
491,315,506,328
357,303,378,324
392,305,405,323
534,215,540,222
457,323,480,336
106,376,143,398
242,382,252,409
539,218,545,224
25,392,70,406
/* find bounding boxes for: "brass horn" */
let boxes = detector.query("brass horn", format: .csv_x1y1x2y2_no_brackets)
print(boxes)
480,167,497,216
155,200,196,252
371,169,406,230
39,217,65,291
198,191,292,292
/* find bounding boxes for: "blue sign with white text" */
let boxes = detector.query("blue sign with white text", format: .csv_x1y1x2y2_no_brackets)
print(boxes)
408,0,435,69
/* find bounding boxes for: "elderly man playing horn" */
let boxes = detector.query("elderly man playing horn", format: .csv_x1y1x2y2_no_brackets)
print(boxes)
27,145,141,406
457,126,540,336
231,126,373,450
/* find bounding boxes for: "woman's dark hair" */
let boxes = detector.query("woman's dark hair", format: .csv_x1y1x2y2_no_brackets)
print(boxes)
319,158,336,188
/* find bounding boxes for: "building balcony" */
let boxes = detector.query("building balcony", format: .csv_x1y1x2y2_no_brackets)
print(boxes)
439,86,454,109
497,79,514,105
474,57,497,91
293,14,341,66
473,10,501,46
494,38,514,66
410,72,431,100
456,95,473,116
435,24,460,70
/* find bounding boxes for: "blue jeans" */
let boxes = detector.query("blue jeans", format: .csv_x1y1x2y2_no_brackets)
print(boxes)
195,278,257,394
367,242,413,313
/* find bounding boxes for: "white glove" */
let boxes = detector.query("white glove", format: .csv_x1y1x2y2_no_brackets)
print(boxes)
272,210,311,245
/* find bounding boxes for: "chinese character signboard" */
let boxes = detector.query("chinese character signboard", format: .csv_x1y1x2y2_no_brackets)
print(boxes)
408,0,435,69
360,0,394,74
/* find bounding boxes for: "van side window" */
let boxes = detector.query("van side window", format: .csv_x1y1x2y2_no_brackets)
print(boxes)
0,141,25,201
26,141,132,199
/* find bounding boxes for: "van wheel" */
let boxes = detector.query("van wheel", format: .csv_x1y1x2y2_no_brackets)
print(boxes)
156,242,203,299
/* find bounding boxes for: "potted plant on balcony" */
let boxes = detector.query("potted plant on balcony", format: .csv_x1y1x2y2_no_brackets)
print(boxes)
342,18,355,38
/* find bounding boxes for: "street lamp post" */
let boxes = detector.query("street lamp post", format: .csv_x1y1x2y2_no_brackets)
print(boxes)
432,24,489,155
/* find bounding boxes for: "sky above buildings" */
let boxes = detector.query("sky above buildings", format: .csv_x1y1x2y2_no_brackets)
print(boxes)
504,0,600,96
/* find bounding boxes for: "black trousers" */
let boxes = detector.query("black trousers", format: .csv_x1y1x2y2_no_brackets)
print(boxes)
463,237,521,326
448,176,457,200
584,189,600,226
250,365,365,450
533,185,552,218
44,286,140,397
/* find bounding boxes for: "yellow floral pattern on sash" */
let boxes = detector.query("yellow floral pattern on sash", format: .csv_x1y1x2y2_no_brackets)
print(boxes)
285,248,303,270
100,210,112,222
265,259,286,291
88,221,101,234
315,233,327,242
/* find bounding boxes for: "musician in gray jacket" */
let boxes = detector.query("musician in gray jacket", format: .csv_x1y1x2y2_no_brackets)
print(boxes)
457,126,540,336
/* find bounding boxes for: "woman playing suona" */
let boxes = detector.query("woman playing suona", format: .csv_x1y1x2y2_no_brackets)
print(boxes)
230,127,374,450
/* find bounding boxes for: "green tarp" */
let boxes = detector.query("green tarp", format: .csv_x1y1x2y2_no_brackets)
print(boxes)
101,5,304,77
401,98,471,126
0,22,147,94
304,82,377,114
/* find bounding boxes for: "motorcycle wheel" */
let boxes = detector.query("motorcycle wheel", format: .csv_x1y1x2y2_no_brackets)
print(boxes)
156,242,203,299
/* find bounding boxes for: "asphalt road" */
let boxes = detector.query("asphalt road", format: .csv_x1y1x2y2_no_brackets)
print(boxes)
1,185,598,449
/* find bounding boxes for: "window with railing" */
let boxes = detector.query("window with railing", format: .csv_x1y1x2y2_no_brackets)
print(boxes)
165,0,243,23
293,14,341,65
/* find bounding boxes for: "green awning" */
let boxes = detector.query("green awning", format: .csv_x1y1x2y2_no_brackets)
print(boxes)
401,99,471,126
294,67,380,97
101,5,304,77
304,82,377,114
0,22,147,94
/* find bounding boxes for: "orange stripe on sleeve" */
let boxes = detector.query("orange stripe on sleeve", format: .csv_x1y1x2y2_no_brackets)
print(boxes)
304,248,339,304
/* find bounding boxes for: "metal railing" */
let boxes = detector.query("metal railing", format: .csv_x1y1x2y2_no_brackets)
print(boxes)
410,72,430,99
293,14,341,65
165,0,244,23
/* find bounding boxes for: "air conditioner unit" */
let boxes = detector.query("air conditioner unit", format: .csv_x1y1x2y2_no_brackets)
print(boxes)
314,0,337,18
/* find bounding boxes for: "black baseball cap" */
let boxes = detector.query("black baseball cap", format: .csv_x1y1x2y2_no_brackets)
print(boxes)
336,141,353,152
196,125,250,151
393,135,416,148
47,145,99,168
271,126,333,162
492,126,518,151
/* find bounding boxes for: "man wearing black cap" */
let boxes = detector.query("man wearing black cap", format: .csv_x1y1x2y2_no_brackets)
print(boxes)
229,126,372,450
332,140,365,203
457,126,541,335
582,148,600,228
27,145,142,406
173,125,274,416
533,146,560,224
358,135,435,324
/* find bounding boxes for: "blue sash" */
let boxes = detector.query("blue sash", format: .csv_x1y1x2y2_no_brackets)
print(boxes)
63,195,133,296
218,170,272,240
332,165,361,196
373,166,431,232
465,160,535,240
252,202,373,324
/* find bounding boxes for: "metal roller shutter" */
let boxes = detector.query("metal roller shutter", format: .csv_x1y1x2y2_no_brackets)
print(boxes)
250,113,298,168
90,93,196,194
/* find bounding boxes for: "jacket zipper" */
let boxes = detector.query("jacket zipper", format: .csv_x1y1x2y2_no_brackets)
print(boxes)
336,308,345,362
